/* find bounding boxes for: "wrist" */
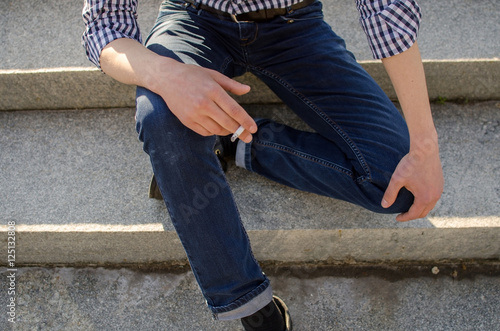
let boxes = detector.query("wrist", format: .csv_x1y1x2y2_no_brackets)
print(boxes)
404,107,439,155
140,56,177,93
409,129,439,157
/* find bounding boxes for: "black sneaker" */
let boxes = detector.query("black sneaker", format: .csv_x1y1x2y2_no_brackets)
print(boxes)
241,295,292,331
273,296,292,331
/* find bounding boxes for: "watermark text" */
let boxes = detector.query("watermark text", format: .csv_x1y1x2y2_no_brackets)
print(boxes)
6,220,17,323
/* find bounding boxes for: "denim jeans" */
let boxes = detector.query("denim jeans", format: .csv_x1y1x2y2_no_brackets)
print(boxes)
135,0,414,320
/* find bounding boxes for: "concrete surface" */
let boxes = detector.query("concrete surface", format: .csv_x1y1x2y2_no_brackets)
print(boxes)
1,265,499,330
1,0,499,110
2,60,499,111
1,101,499,266
1,0,499,70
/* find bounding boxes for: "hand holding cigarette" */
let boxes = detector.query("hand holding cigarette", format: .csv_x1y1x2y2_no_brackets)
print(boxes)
231,125,245,142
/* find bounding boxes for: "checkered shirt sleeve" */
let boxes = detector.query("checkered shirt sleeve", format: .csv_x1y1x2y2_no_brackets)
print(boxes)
356,0,422,59
82,0,142,68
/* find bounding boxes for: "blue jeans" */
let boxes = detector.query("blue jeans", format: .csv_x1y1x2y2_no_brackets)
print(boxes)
135,0,414,320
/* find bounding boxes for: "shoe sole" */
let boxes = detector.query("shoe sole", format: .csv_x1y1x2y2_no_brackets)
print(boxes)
273,295,293,331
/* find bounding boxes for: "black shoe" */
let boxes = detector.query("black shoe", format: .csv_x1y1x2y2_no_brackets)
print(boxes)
273,296,292,331
149,136,237,200
214,134,238,172
241,295,292,331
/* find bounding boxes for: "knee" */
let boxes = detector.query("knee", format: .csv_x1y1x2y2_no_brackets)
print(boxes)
135,86,188,150
135,87,169,141
135,86,215,157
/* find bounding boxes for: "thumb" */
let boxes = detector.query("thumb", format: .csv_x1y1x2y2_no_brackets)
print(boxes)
382,177,403,209
212,72,251,96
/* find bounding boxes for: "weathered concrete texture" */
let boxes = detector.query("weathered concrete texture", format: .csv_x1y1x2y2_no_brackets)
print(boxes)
0,266,499,330
2,60,499,111
0,101,499,266
0,68,136,111
423,60,500,101
7,228,499,266
1,0,499,110
1,102,499,228
0,68,277,111
1,0,498,70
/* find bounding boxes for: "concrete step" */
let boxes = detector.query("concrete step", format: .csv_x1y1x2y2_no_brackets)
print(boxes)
1,265,499,330
1,0,499,110
1,101,499,267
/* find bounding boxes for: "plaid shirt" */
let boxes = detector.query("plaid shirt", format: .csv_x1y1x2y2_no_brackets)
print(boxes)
82,0,421,68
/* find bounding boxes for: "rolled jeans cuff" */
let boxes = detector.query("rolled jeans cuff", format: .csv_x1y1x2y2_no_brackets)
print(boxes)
214,283,273,320
235,139,248,169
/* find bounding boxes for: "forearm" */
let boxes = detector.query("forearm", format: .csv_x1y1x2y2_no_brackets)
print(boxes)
381,42,438,150
380,42,443,220
100,38,178,94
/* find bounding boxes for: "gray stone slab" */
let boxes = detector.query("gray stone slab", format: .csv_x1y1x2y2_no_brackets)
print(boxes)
1,265,499,330
1,0,498,71
1,0,499,110
0,102,499,265
0,102,500,229
7,228,499,266
1,101,499,230
0,0,161,70
416,0,500,60
2,60,499,111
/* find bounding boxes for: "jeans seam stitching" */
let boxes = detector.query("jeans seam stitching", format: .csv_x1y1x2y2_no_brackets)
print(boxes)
219,56,233,74
249,65,372,180
240,23,259,46
254,140,353,177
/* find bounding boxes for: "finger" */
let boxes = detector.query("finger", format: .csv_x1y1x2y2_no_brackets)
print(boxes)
230,126,245,142
199,100,242,135
397,189,441,221
395,195,434,222
196,115,232,137
229,125,255,143
183,103,231,137
188,121,215,137
210,76,257,134
212,71,251,96
174,100,229,136
414,199,438,220
214,91,256,133
237,130,253,143
381,175,404,209
191,93,253,141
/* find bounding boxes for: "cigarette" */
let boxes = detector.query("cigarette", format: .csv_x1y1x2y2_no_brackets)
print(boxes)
231,125,245,142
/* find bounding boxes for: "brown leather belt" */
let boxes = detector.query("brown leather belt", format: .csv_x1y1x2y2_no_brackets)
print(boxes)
183,0,316,22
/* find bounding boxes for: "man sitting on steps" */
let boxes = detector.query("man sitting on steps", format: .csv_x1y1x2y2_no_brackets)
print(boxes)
82,0,443,329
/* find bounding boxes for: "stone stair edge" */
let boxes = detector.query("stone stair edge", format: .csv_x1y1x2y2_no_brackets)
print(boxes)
1,227,499,267
2,58,498,73
1,58,499,111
